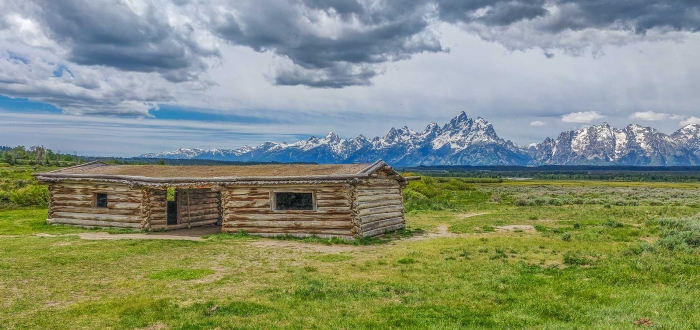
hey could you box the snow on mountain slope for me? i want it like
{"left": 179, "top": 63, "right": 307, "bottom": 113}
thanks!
{"left": 142, "top": 113, "right": 700, "bottom": 166}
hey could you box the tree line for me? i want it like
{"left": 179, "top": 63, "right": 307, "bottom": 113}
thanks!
{"left": 0, "top": 145, "right": 82, "bottom": 167}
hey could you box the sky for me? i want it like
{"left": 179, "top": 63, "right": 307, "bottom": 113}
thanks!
{"left": 1, "top": 0, "right": 700, "bottom": 156}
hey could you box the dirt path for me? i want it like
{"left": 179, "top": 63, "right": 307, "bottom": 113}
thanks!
{"left": 34, "top": 226, "right": 221, "bottom": 242}
{"left": 77, "top": 232, "right": 205, "bottom": 241}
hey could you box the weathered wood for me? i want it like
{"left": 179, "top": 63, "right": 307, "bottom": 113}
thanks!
{"left": 180, "top": 213, "right": 220, "bottom": 222}
{"left": 221, "top": 231, "right": 354, "bottom": 240}
{"left": 362, "top": 223, "right": 405, "bottom": 237}
{"left": 358, "top": 205, "right": 404, "bottom": 217}
{"left": 357, "top": 185, "right": 401, "bottom": 194}
{"left": 360, "top": 211, "right": 404, "bottom": 224}
{"left": 179, "top": 202, "right": 219, "bottom": 212}
{"left": 52, "top": 207, "right": 141, "bottom": 216}
{"left": 356, "top": 189, "right": 401, "bottom": 196}
{"left": 357, "top": 194, "right": 402, "bottom": 203}
{"left": 228, "top": 208, "right": 351, "bottom": 215}
{"left": 52, "top": 212, "right": 142, "bottom": 223}
{"left": 357, "top": 199, "right": 403, "bottom": 210}
{"left": 221, "top": 226, "right": 352, "bottom": 235}
{"left": 361, "top": 217, "right": 403, "bottom": 232}
{"left": 224, "top": 220, "right": 353, "bottom": 229}
{"left": 225, "top": 213, "right": 351, "bottom": 222}
{"left": 54, "top": 184, "right": 135, "bottom": 192}
{"left": 150, "top": 219, "right": 218, "bottom": 231}
{"left": 227, "top": 200, "right": 270, "bottom": 208}
{"left": 48, "top": 218, "right": 142, "bottom": 229}
{"left": 316, "top": 199, "right": 351, "bottom": 207}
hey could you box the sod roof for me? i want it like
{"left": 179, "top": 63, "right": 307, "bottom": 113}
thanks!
{"left": 35, "top": 160, "right": 396, "bottom": 182}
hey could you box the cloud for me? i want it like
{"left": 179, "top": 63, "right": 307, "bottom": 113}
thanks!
{"left": 630, "top": 111, "right": 671, "bottom": 121}
{"left": 26, "top": 0, "right": 220, "bottom": 83}
{"left": 561, "top": 111, "right": 606, "bottom": 123}
{"left": 446, "top": 0, "right": 700, "bottom": 56}
{"left": 208, "top": 0, "right": 444, "bottom": 88}
{"left": 530, "top": 120, "right": 546, "bottom": 127}
{"left": 0, "top": 0, "right": 700, "bottom": 118}
{"left": 680, "top": 116, "right": 700, "bottom": 126}
{"left": 0, "top": 50, "right": 173, "bottom": 116}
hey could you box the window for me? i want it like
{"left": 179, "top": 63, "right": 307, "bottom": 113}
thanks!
{"left": 95, "top": 193, "right": 108, "bottom": 208}
{"left": 273, "top": 192, "right": 314, "bottom": 211}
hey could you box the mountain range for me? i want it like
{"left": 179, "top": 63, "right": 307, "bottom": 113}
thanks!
{"left": 142, "top": 112, "right": 700, "bottom": 166}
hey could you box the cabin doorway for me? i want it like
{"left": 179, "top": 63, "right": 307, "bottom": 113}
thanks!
{"left": 163, "top": 187, "right": 221, "bottom": 229}
{"left": 166, "top": 188, "right": 178, "bottom": 225}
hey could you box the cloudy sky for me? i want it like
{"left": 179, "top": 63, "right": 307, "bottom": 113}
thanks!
{"left": 1, "top": 0, "right": 699, "bottom": 156}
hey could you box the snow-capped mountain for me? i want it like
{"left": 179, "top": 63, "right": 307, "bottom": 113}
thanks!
{"left": 527, "top": 123, "right": 700, "bottom": 165}
{"left": 141, "top": 113, "right": 700, "bottom": 166}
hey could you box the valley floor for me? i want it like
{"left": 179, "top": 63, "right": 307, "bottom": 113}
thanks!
{"left": 1, "top": 180, "right": 700, "bottom": 329}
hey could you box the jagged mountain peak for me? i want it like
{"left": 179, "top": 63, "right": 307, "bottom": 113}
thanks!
{"left": 142, "top": 112, "right": 700, "bottom": 166}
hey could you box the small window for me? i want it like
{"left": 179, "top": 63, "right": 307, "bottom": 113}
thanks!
{"left": 95, "top": 193, "right": 108, "bottom": 208}
{"left": 273, "top": 192, "right": 314, "bottom": 211}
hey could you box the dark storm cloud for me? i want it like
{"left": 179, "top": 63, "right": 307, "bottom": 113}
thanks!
{"left": 437, "top": 0, "right": 548, "bottom": 26}
{"left": 436, "top": 0, "right": 700, "bottom": 32}
{"left": 3, "top": 0, "right": 700, "bottom": 92}
{"left": 211, "top": 0, "right": 443, "bottom": 88}
{"left": 32, "top": 0, "right": 220, "bottom": 82}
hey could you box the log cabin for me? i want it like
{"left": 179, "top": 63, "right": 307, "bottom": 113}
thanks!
{"left": 34, "top": 160, "right": 415, "bottom": 239}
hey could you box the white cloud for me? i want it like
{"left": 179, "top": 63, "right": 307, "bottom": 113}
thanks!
{"left": 530, "top": 120, "right": 546, "bottom": 127}
{"left": 680, "top": 116, "right": 700, "bottom": 126}
{"left": 561, "top": 111, "right": 606, "bottom": 123}
{"left": 630, "top": 111, "right": 670, "bottom": 121}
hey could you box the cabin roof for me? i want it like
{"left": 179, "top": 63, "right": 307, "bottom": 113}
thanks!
{"left": 35, "top": 160, "right": 403, "bottom": 185}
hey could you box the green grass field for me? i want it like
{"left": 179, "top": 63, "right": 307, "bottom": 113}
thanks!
{"left": 1, "top": 174, "right": 699, "bottom": 329}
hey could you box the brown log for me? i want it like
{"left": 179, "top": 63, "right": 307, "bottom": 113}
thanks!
{"left": 225, "top": 208, "right": 351, "bottom": 215}
{"left": 356, "top": 194, "right": 402, "bottom": 203}
{"left": 224, "top": 213, "right": 351, "bottom": 222}
{"left": 220, "top": 226, "right": 352, "bottom": 235}
{"left": 52, "top": 207, "right": 140, "bottom": 216}
{"left": 361, "top": 217, "right": 404, "bottom": 232}
{"left": 150, "top": 219, "right": 218, "bottom": 231}
{"left": 362, "top": 223, "right": 405, "bottom": 237}
{"left": 219, "top": 230, "right": 353, "bottom": 240}
{"left": 227, "top": 200, "right": 270, "bottom": 208}
{"left": 358, "top": 205, "right": 404, "bottom": 217}
{"left": 52, "top": 212, "right": 142, "bottom": 223}
{"left": 316, "top": 199, "right": 351, "bottom": 207}
{"left": 360, "top": 211, "right": 404, "bottom": 224}
{"left": 224, "top": 220, "right": 353, "bottom": 229}
{"left": 47, "top": 218, "right": 142, "bottom": 229}
{"left": 357, "top": 199, "right": 403, "bottom": 210}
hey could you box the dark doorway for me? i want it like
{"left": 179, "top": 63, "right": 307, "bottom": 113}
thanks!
{"left": 167, "top": 188, "right": 178, "bottom": 225}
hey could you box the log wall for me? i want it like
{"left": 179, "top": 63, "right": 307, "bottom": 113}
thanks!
{"left": 355, "top": 175, "right": 405, "bottom": 237}
{"left": 145, "top": 188, "right": 168, "bottom": 230}
{"left": 46, "top": 181, "right": 144, "bottom": 229}
{"left": 175, "top": 189, "right": 221, "bottom": 229}
{"left": 221, "top": 184, "right": 355, "bottom": 239}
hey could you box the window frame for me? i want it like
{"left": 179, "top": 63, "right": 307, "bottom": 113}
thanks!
{"left": 270, "top": 191, "right": 317, "bottom": 212}
{"left": 94, "top": 193, "right": 108, "bottom": 208}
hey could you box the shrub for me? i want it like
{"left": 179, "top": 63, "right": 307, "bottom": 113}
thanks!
{"left": 561, "top": 232, "right": 572, "bottom": 241}
{"left": 514, "top": 198, "right": 528, "bottom": 206}
{"left": 9, "top": 185, "right": 48, "bottom": 207}
{"left": 655, "top": 216, "right": 700, "bottom": 251}
{"left": 603, "top": 218, "right": 624, "bottom": 228}
{"left": 573, "top": 222, "right": 581, "bottom": 229}
{"left": 563, "top": 251, "right": 593, "bottom": 266}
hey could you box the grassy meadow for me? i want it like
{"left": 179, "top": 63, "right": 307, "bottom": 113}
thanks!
{"left": 1, "top": 167, "right": 700, "bottom": 329}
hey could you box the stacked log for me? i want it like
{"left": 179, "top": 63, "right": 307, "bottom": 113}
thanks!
{"left": 355, "top": 177, "right": 405, "bottom": 237}
{"left": 221, "top": 184, "right": 355, "bottom": 239}
{"left": 46, "top": 181, "right": 144, "bottom": 229}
